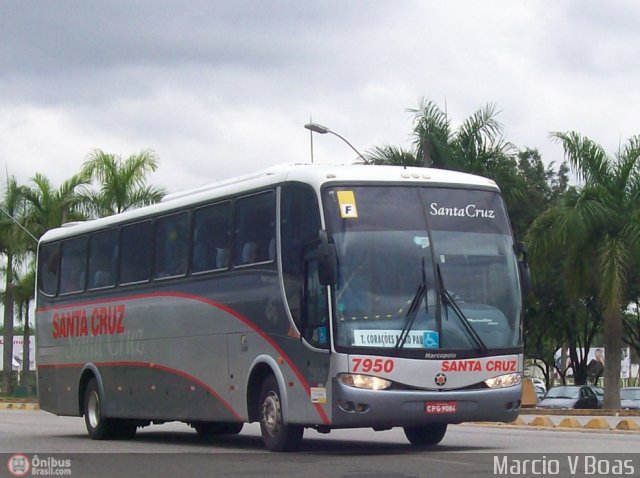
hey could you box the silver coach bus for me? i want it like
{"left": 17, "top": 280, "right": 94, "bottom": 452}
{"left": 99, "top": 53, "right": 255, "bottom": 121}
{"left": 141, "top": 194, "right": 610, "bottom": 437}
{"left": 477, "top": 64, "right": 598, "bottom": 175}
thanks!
{"left": 35, "top": 164, "right": 528, "bottom": 451}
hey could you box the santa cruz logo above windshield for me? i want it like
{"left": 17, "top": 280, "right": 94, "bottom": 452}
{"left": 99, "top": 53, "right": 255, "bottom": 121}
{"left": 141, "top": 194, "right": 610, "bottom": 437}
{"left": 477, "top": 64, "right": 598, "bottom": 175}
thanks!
{"left": 429, "top": 203, "right": 496, "bottom": 219}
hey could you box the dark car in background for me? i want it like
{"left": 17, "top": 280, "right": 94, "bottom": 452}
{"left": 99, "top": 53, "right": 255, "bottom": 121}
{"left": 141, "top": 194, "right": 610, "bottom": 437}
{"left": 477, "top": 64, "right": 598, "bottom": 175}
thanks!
{"left": 620, "top": 387, "right": 640, "bottom": 410}
{"left": 587, "top": 385, "right": 604, "bottom": 408}
{"left": 536, "top": 385, "right": 599, "bottom": 410}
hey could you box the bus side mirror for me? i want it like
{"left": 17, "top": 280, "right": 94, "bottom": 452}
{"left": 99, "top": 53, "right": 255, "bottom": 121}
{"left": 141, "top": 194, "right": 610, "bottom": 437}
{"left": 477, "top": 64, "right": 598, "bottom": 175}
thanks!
{"left": 318, "top": 230, "right": 337, "bottom": 286}
{"left": 515, "top": 241, "right": 532, "bottom": 297}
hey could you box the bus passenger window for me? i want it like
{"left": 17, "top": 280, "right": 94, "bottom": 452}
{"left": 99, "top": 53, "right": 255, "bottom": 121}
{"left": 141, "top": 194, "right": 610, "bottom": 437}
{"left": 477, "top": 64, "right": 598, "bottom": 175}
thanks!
{"left": 233, "top": 191, "right": 275, "bottom": 266}
{"left": 88, "top": 229, "right": 118, "bottom": 289}
{"left": 59, "top": 236, "right": 88, "bottom": 294}
{"left": 38, "top": 243, "right": 60, "bottom": 296}
{"left": 192, "top": 202, "right": 231, "bottom": 273}
{"left": 154, "top": 212, "right": 189, "bottom": 278}
{"left": 120, "top": 220, "right": 153, "bottom": 285}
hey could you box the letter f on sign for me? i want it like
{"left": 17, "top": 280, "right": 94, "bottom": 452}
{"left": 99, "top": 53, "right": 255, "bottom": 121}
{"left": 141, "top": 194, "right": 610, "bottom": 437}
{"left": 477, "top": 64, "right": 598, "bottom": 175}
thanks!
{"left": 337, "top": 191, "right": 359, "bottom": 218}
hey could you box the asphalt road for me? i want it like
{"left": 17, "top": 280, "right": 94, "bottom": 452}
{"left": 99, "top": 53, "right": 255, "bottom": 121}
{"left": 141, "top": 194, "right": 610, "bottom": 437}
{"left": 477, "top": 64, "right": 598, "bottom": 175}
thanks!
{"left": 1, "top": 410, "right": 638, "bottom": 478}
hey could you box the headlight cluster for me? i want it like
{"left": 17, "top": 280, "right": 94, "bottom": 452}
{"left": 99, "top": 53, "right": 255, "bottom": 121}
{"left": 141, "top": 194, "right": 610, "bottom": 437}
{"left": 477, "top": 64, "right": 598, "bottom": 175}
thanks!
{"left": 337, "top": 373, "right": 392, "bottom": 390}
{"left": 485, "top": 373, "right": 522, "bottom": 389}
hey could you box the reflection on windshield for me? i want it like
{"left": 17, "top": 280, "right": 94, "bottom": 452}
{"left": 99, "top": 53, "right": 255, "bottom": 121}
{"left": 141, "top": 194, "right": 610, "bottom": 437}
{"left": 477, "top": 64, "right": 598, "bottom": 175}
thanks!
{"left": 546, "top": 387, "right": 580, "bottom": 399}
{"left": 324, "top": 186, "right": 522, "bottom": 352}
{"left": 436, "top": 263, "right": 488, "bottom": 354}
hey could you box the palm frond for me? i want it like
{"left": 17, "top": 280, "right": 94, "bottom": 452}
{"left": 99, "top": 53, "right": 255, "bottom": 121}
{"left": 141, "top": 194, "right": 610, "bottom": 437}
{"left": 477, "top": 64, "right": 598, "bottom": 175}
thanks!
{"left": 456, "top": 103, "right": 503, "bottom": 145}
{"left": 364, "top": 145, "right": 420, "bottom": 166}
{"left": 407, "top": 98, "right": 451, "bottom": 168}
{"left": 550, "top": 132, "right": 610, "bottom": 185}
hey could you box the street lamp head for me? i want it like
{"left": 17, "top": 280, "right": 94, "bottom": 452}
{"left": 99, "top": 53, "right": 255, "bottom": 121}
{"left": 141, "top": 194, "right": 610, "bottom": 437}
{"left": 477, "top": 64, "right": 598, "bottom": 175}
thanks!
{"left": 303, "top": 121, "right": 369, "bottom": 164}
{"left": 304, "top": 122, "right": 330, "bottom": 135}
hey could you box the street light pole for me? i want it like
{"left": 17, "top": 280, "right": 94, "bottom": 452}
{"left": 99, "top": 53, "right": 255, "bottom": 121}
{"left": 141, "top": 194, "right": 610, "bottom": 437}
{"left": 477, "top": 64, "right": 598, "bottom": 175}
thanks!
{"left": 303, "top": 122, "right": 369, "bottom": 164}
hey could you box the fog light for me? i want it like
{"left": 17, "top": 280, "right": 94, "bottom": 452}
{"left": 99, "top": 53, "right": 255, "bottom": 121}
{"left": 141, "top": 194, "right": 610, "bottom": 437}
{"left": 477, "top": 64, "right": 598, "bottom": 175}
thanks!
{"left": 337, "top": 400, "right": 355, "bottom": 412}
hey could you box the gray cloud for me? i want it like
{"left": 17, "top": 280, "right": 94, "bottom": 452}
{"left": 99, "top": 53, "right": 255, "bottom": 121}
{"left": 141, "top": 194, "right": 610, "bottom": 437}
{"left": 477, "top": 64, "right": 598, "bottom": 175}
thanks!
{"left": 1, "top": 0, "right": 640, "bottom": 192}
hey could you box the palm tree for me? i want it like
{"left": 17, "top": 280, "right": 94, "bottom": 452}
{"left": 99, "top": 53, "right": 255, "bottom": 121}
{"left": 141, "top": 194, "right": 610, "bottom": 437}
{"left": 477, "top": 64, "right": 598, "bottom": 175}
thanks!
{"left": 21, "top": 173, "right": 90, "bottom": 246}
{"left": 14, "top": 267, "right": 35, "bottom": 392}
{"left": 527, "top": 132, "right": 640, "bottom": 408}
{"left": 365, "top": 98, "right": 523, "bottom": 210}
{"left": 408, "top": 98, "right": 517, "bottom": 173}
{"left": 0, "top": 176, "right": 30, "bottom": 395}
{"left": 81, "top": 149, "right": 166, "bottom": 217}
{"left": 18, "top": 172, "right": 89, "bottom": 390}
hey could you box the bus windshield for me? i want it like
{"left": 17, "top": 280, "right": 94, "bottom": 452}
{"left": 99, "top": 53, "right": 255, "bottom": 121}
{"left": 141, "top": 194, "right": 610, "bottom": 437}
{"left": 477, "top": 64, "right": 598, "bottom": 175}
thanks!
{"left": 323, "top": 185, "right": 522, "bottom": 353}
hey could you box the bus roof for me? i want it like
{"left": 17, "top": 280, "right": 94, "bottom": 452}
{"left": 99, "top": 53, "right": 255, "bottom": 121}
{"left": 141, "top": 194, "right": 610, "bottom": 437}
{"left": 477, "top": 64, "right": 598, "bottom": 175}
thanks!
{"left": 39, "top": 163, "right": 499, "bottom": 243}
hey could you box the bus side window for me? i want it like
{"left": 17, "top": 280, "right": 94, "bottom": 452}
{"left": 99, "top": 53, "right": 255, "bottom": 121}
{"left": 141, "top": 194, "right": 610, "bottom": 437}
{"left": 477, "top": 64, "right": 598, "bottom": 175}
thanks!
{"left": 154, "top": 212, "right": 189, "bottom": 278}
{"left": 233, "top": 191, "right": 275, "bottom": 266}
{"left": 192, "top": 202, "right": 232, "bottom": 273}
{"left": 88, "top": 228, "right": 118, "bottom": 289}
{"left": 120, "top": 220, "right": 153, "bottom": 285}
{"left": 38, "top": 242, "right": 60, "bottom": 296}
{"left": 280, "top": 183, "right": 321, "bottom": 327}
{"left": 59, "top": 236, "right": 88, "bottom": 294}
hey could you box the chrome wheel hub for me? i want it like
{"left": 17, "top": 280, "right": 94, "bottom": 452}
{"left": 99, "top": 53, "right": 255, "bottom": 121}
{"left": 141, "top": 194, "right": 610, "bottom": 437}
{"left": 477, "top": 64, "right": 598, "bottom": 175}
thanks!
{"left": 261, "top": 392, "right": 281, "bottom": 437}
{"left": 87, "top": 392, "right": 100, "bottom": 429}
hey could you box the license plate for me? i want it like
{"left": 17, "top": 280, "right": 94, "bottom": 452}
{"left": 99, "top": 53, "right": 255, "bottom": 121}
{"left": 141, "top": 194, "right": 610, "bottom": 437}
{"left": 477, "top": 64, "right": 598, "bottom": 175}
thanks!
{"left": 425, "top": 401, "right": 457, "bottom": 414}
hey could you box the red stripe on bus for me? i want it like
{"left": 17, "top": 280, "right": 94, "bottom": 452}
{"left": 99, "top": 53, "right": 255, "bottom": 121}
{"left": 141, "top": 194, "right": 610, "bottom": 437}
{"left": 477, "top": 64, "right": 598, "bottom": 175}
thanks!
{"left": 150, "top": 291, "right": 332, "bottom": 425}
{"left": 38, "top": 360, "right": 242, "bottom": 421}
{"left": 37, "top": 291, "right": 331, "bottom": 425}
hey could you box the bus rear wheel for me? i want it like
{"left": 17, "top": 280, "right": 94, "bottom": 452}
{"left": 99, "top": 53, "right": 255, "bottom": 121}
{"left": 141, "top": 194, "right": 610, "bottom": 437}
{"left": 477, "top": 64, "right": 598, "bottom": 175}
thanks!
{"left": 403, "top": 423, "right": 447, "bottom": 446}
{"left": 258, "top": 375, "right": 303, "bottom": 452}
{"left": 83, "top": 378, "right": 136, "bottom": 440}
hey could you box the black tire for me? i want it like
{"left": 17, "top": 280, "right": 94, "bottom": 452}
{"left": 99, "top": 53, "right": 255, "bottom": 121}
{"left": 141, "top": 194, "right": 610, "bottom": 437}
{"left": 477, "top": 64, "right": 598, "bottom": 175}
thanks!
{"left": 83, "top": 378, "right": 136, "bottom": 440}
{"left": 258, "top": 375, "right": 303, "bottom": 452}
{"left": 194, "top": 421, "right": 244, "bottom": 438}
{"left": 403, "top": 423, "right": 447, "bottom": 446}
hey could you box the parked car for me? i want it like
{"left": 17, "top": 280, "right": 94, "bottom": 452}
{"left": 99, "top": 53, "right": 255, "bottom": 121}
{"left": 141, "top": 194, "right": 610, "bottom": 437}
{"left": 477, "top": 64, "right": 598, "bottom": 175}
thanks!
{"left": 620, "top": 387, "right": 640, "bottom": 410}
{"left": 536, "top": 385, "right": 599, "bottom": 409}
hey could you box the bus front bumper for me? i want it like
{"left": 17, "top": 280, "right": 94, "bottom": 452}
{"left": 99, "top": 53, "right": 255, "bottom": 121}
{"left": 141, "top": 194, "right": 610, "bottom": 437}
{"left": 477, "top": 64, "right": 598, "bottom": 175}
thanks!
{"left": 330, "top": 379, "right": 521, "bottom": 428}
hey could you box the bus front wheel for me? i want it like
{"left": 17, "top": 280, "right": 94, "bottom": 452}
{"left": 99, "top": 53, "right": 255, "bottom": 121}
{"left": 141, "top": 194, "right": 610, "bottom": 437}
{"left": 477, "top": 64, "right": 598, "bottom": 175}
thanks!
{"left": 258, "top": 375, "right": 303, "bottom": 452}
{"left": 403, "top": 423, "right": 447, "bottom": 446}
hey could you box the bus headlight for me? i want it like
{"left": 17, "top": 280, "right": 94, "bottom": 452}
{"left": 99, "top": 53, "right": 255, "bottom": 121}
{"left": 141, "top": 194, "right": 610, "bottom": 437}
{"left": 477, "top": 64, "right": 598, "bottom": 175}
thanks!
{"left": 338, "top": 374, "right": 392, "bottom": 390}
{"left": 485, "top": 373, "right": 522, "bottom": 389}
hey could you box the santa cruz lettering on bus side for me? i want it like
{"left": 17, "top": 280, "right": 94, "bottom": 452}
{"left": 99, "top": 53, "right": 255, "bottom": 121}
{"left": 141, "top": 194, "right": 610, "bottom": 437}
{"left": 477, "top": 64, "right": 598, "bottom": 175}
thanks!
{"left": 52, "top": 304, "right": 126, "bottom": 339}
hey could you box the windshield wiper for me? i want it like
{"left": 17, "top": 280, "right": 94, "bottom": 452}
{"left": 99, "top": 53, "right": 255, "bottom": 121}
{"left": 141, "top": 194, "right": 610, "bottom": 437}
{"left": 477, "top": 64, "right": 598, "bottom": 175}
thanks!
{"left": 394, "top": 282, "right": 426, "bottom": 349}
{"left": 436, "top": 264, "right": 488, "bottom": 354}
{"left": 395, "top": 259, "right": 428, "bottom": 349}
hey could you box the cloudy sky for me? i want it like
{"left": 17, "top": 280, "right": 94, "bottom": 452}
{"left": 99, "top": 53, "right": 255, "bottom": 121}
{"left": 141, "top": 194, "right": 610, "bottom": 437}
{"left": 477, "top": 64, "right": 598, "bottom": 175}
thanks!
{"left": 1, "top": 1, "right": 639, "bottom": 193}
